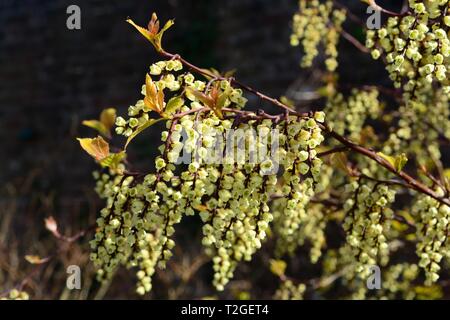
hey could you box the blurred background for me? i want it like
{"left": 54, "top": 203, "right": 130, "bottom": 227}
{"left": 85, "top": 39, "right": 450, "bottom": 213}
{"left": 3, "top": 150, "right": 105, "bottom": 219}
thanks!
{"left": 0, "top": 0, "right": 404, "bottom": 299}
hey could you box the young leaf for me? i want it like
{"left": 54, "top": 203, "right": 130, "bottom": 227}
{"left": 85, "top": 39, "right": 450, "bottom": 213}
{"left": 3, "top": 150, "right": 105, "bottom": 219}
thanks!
{"left": 153, "top": 19, "right": 174, "bottom": 51}
{"left": 25, "top": 255, "right": 48, "bottom": 265}
{"left": 164, "top": 96, "right": 184, "bottom": 116}
{"left": 216, "top": 86, "right": 232, "bottom": 110}
{"left": 148, "top": 12, "right": 160, "bottom": 35}
{"left": 269, "top": 259, "right": 287, "bottom": 277}
{"left": 144, "top": 74, "right": 164, "bottom": 114}
{"left": 44, "top": 216, "right": 59, "bottom": 238}
{"left": 280, "top": 96, "right": 295, "bottom": 108}
{"left": 394, "top": 153, "right": 408, "bottom": 172}
{"left": 124, "top": 118, "right": 165, "bottom": 149}
{"left": 82, "top": 108, "right": 116, "bottom": 138}
{"left": 377, "top": 152, "right": 397, "bottom": 169}
{"left": 186, "top": 87, "right": 214, "bottom": 108}
{"left": 82, "top": 120, "right": 109, "bottom": 137}
{"left": 99, "top": 108, "right": 117, "bottom": 132}
{"left": 127, "top": 18, "right": 155, "bottom": 43}
{"left": 99, "top": 151, "right": 126, "bottom": 169}
{"left": 77, "top": 136, "right": 110, "bottom": 161}
{"left": 186, "top": 85, "right": 225, "bottom": 119}
{"left": 377, "top": 152, "right": 408, "bottom": 172}
{"left": 126, "top": 13, "right": 174, "bottom": 52}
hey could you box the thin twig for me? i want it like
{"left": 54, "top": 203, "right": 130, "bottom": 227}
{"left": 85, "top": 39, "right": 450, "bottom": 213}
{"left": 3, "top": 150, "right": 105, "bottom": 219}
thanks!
{"left": 341, "top": 29, "right": 370, "bottom": 53}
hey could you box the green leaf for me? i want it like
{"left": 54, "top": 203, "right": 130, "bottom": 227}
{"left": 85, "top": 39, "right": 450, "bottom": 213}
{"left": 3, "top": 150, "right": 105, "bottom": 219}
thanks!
{"left": 269, "top": 259, "right": 287, "bottom": 277}
{"left": 377, "top": 152, "right": 396, "bottom": 167}
{"left": 280, "top": 96, "right": 295, "bottom": 108}
{"left": 125, "top": 118, "right": 165, "bottom": 149}
{"left": 377, "top": 152, "right": 408, "bottom": 172}
{"left": 444, "top": 168, "right": 450, "bottom": 180}
{"left": 82, "top": 120, "right": 109, "bottom": 137}
{"left": 154, "top": 19, "right": 174, "bottom": 51}
{"left": 126, "top": 18, "right": 155, "bottom": 43}
{"left": 164, "top": 96, "right": 184, "bottom": 116}
{"left": 216, "top": 86, "right": 232, "bottom": 110}
{"left": 415, "top": 285, "right": 443, "bottom": 300}
{"left": 394, "top": 153, "right": 408, "bottom": 172}
{"left": 99, "top": 151, "right": 126, "bottom": 169}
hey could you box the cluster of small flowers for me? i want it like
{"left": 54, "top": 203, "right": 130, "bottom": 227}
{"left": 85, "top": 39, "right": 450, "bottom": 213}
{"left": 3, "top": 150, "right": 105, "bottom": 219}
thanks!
{"left": 325, "top": 89, "right": 382, "bottom": 141}
{"left": 366, "top": 0, "right": 450, "bottom": 102}
{"left": 382, "top": 89, "right": 449, "bottom": 164}
{"left": 342, "top": 180, "right": 396, "bottom": 278}
{"left": 272, "top": 113, "right": 325, "bottom": 258}
{"left": 91, "top": 58, "right": 260, "bottom": 294}
{"left": 89, "top": 51, "right": 330, "bottom": 294}
{"left": 413, "top": 192, "right": 450, "bottom": 285}
{"left": 1, "top": 289, "right": 29, "bottom": 300}
{"left": 91, "top": 123, "right": 189, "bottom": 295}
{"left": 321, "top": 249, "right": 420, "bottom": 299}
{"left": 320, "top": 247, "right": 370, "bottom": 299}
{"left": 297, "top": 165, "right": 334, "bottom": 263}
{"left": 290, "top": 0, "right": 346, "bottom": 71}
{"left": 188, "top": 115, "right": 279, "bottom": 291}
{"left": 301, "top": 203, "right": 327, "bottom": 263}
{"left": 378, "top": 263, "right": 419, "bottom": 299}
{"left": 204, "top": 166, "right": 277, "bottom": 291}
{"left": 166, "top": 111, "right": 325, "bottom": 291}
{"left": 273, "top": 280, "right": 306, "bottom": 300}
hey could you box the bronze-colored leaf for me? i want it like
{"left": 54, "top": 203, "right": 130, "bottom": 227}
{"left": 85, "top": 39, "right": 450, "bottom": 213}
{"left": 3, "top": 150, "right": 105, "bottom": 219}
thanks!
{"left": 77, "top": 136, "right": 110, "bottom": 161}
{"left": 25, "top": 255, "right": 49, "bottom": 265}
{"left": 148, "top": 12, "right": 160, "bottom": 35}
{"left": 99, "top": 108, "right": 116, "bottom": 132}
{"left": 82, "top": 120, "right": 109, "bottom": 137}
{"left": 186, "top": 87, "right": 214, "bottom": 109}
{"left": 82, "top": 108, "right": 116, "bottom": 138}
{"left": 127, "top": 13, "right": 174, "bottom": 52}
{"left": 144, "top": 74, "right": 164, "bottom": 114}
{"left": 44, "top": 216, "right": 59, "bottom": 237}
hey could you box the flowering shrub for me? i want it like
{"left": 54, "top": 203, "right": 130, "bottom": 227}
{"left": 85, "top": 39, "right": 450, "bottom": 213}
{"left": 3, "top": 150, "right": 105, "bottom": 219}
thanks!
{"left": 74, "top": 1, "right": 450, "bottom": 299}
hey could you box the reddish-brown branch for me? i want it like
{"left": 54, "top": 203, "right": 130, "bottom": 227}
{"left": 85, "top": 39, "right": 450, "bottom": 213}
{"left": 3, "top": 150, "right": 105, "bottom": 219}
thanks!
{"left": 332, "top": 0, "right": 366, "bottom": 26}
{"left": 341, "top": 29, "right": 370, "bottom": 53}
{"left": 318, "top": 146, "right": 349, "bottom": 158}
{"left": 366, "top": 0, "right": 411, "bottom": 17}
{"left": 323, "top": 123, "right": 450, "bottom": 206}
{"left": 160, "top": 50, "right": 297, "bottom": 114}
